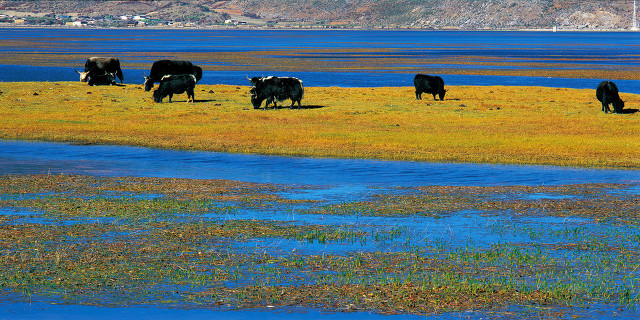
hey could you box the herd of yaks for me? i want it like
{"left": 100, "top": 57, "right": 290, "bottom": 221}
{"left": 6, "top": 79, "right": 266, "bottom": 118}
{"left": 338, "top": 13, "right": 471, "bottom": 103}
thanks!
{"left": 75, "top": 56, "right": 628, "bottom": 114}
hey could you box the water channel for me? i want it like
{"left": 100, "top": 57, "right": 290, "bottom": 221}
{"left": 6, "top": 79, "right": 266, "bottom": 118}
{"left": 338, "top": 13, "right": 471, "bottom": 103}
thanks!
{"left": 2, "top": 140, "right": 639, "bottom": 187}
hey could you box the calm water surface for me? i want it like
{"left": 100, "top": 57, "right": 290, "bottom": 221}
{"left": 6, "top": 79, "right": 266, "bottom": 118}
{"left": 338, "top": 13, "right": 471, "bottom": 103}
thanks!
{"left": 2, "top": 28, "right": 638, "bottom": 54}
{"left": 2, "top": 140, "right": 639, "bottom": 186}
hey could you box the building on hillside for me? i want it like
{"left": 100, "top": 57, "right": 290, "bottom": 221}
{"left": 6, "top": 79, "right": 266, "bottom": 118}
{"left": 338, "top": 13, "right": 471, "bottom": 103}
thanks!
{"left": 225, "top": 19, "right": 247, "bottom": 25}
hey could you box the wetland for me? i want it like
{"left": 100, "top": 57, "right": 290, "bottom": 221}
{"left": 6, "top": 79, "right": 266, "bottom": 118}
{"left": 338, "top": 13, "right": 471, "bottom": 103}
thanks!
{"left": 1, "top": 173, "right": 640, "bottom": 319}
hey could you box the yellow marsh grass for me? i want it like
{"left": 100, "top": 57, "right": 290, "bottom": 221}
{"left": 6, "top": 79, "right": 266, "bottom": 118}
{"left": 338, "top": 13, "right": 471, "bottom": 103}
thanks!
{"left": 1, "top": 81, "right": 639, "bottom": 168}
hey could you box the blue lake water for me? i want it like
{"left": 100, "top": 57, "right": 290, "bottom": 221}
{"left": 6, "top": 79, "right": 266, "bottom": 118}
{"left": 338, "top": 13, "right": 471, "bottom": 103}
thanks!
{"left": 3, "top": 28, "right": 639, "bottom": 53}
{"left": 2, "top": 140, "right": 639, "bottom": 186}
{"left": 1, "top": 28, "right": 639, "bottom": 91}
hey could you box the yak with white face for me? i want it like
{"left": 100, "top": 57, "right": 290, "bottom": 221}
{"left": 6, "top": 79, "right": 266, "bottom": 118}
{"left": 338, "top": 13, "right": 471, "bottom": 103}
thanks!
{"left": 76, "top": 57, "right": 124, "bottom": 84}
{"left": 249, "top": 76, "right": 304, "bottom": 109}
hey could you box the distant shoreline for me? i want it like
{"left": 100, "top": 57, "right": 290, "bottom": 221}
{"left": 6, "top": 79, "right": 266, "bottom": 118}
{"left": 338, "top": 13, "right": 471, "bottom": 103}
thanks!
{"left": 1, "top": 24, "right": 638, "bottom": 32}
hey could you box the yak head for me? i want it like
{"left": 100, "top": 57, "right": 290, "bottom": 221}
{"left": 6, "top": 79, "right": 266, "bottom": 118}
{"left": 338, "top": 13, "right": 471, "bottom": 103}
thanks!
{"left": 152, "top": 89, "right": 168, "bottom": 103}
{"left": 249, "top": 87, "right": 262, "bottom": 109}
{"left": 75, "top": 70, "right": 90, "bottom": 82}
{"left": 143, "top": 74, "right": 154, "bottom": 91}
{"left": 152, "top": 90, "right": 161, "bottom": 103}
{"left": 614, "top": 99, "right": 625, "bottom": 113}
{"left": 439, "top": 89, "right": 448, "bottom": 101}
{"left": 247, "top": 75, "right": 265, "bottom": 87}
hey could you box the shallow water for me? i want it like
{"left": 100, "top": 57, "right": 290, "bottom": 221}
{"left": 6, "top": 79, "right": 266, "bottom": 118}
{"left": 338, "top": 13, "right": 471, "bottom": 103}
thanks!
{"left": 2, "top": 140, "right": 640, "bottom": 187}
{"left": 217, "top": 208, "right": 602, "bottom": 256}
{"left": 0, "top": 300, "right": 426, "bottom": 320}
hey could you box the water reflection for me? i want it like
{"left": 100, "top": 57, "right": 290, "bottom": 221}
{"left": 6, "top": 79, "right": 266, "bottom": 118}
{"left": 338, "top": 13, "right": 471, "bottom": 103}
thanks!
{"left": 2, "top": 140, "right": 639, "bottom": 186}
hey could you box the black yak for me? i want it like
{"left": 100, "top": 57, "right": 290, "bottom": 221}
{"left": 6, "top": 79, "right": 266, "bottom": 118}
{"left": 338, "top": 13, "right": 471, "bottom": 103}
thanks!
{"left": 414, "top": 74, "right": 446, "bottom": 101}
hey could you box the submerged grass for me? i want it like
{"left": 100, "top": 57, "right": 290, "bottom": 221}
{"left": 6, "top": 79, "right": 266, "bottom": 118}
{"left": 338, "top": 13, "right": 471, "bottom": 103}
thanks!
{"left": 1, "top": 174, "right": 640, "bottom": 317}
{"left": 1, "top": 82, "right": 640, "bottom": 168}
{"left": 313, "top": 183, "right": 640, "bottom": 222}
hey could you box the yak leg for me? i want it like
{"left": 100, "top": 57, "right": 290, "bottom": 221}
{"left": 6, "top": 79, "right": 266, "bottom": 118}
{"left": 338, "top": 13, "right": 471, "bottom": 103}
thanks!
{"left": 187, "top": 89, "right": 195, "bottom": 103}
{"left": 432, "top": 93, "right": 438, "bottom": 101}
{"left": 601, "top": 100, "right": 610, "bottom": 113}
{"left": 265, "top": 97, "right": 274, "bottom": 109}
{"left": 168, "top": 93, "right": 173, "bottom": 103}
{"left": 415, "top": 91, "right": 421, "bottom": 100}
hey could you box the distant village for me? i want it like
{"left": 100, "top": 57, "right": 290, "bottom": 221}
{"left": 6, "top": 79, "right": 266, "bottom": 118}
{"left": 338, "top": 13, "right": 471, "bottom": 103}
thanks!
{"left": 0, "top": 13, "right": 252, "bottom": 28}
{"left": 0, "top": 11, "right": 382, "bottom": 29}
{"left": 1, "top": 1, "right": 638, "bottom": 31}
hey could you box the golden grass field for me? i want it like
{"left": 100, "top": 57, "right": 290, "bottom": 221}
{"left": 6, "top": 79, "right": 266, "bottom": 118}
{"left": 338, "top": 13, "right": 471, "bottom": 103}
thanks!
{"left": 1, "top": 81, "right": 639, "bottom": 168}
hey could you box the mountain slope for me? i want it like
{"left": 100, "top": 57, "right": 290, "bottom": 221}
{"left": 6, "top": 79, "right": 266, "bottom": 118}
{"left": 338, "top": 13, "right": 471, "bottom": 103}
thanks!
{"left": 227, "top": 0, "right": 635, "bottom": 29}
{"left": 0, "top": 0, "right": 636, "bottom": 30}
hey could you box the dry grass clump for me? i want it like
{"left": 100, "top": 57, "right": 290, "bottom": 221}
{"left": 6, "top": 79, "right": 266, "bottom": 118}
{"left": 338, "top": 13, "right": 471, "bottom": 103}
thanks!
{"left": 1, "top": 81, "right": 639, "bottom": 168}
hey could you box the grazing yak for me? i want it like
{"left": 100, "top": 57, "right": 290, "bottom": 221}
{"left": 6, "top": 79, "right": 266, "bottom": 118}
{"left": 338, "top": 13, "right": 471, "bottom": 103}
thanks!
{"left": 414, "top": 74, "right": 447, "bottom": 101}
{"left": 76, "top": 57, "right": 124, "bottom": 84}
{"left": 144, "top": 60, "right": 202, "bottom": 91}
{"left": 248, "top": 76, "right": 304, "bottom": 109}
{"left": 87, "top": 72, "right": 116, "bottom": 86}
{"left": 596, "top": 81, "right": 625, "bottom": 114}
{"left": 153, "top": 74, "right": 196, "bottom": 103}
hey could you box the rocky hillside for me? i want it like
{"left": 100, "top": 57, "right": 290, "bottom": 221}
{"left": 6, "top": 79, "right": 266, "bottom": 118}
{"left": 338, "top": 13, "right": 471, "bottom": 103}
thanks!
{"left": 230, "top": 0, "right": 637, "bottom": 29}
{"left": 0, "top": 0, "right": 637, "bottom": 30}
